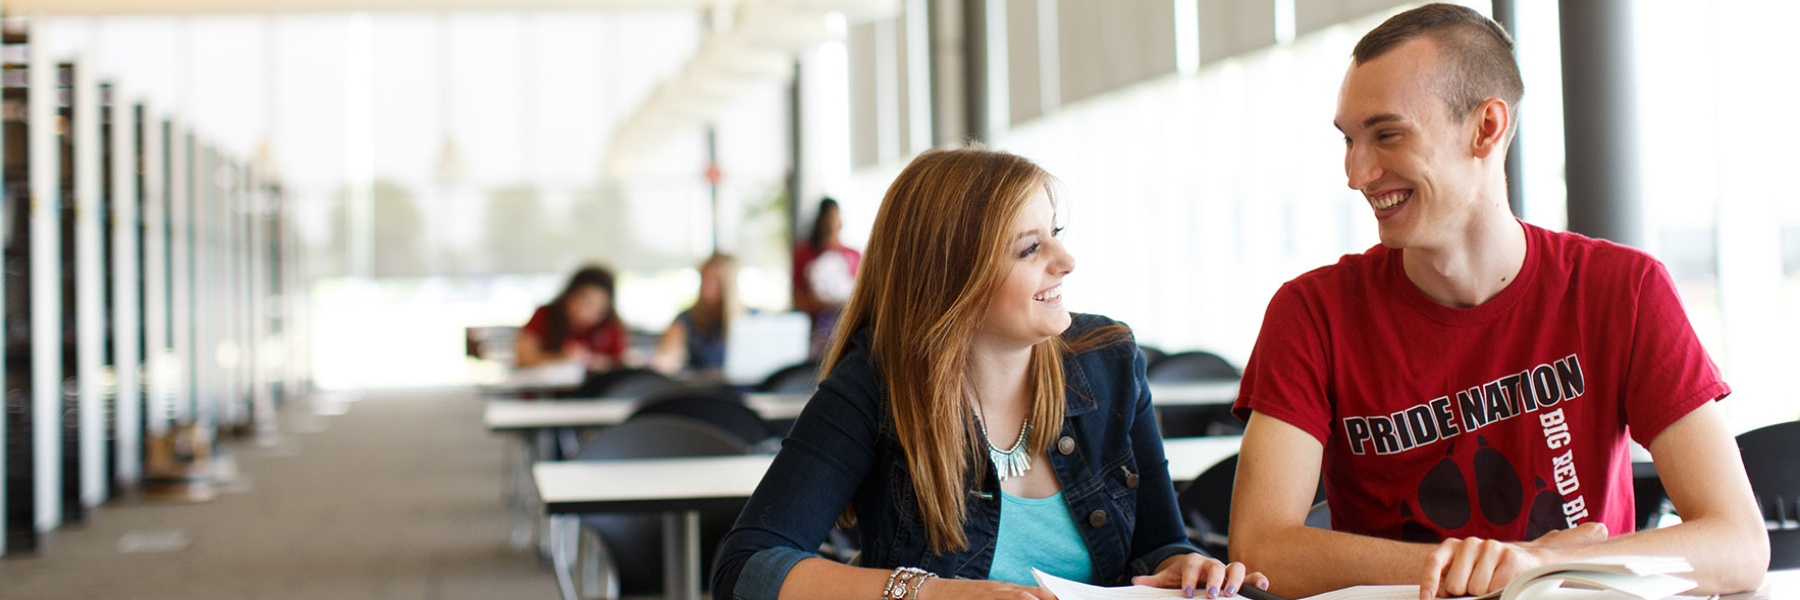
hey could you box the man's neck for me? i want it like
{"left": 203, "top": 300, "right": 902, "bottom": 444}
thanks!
{"left": 1401, "top": 206, "right": 1526, "bottom": 308}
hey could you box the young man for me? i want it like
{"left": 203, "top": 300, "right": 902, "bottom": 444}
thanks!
{"left": 1228, "top": 4, "right": 1768, "bottom": 599}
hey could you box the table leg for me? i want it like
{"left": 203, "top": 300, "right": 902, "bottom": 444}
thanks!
{"left": 535, "top": 430, "right": 555, "bottom": 560}
{"left": 551, "top": 514, "right": 579, "bottom": 600}
{"left": 508, "top": 433, "right": 533, "bottom": 550}
{"left": 663, "top": 511, "right": 701, "bottom": 600}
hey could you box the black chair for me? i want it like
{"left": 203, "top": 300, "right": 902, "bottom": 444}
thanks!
{"left": 1147, "top": 351, "right": 1242, "bottom": 437}
{"left": 571, "top": 415, "right": 750, "bottom": 597}
{"left": 757, "top": 361, "right": 820, "bottom": 394}
{"left": 1176, "top": 453, "right": 1326, "bottom": 559}
{"left": 1138, "top": 345, "right": 1167, "bottom": 369}
{"left": 566, "top": 367, "right": 679, "bottom": 399}
{"left": 629, "top": 386, "right": 778, "bottom": 449}
{"left": 1736, "top": 419, "right": 1800, "bottom": 569}
{"left": 1147, "top": 350, "right": 1238, "bottom": 382}
{"left": 1177, "top": 454, "right": 1239, "bottom": 558}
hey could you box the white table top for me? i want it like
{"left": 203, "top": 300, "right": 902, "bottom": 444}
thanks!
{"left": 1163, "top": 436, "right": 1244, "bottom": 480}
{"left": 535, "top": 454, "right": 774, "bottom": 513}
{"left": 1149, "top": 381, "right": 1240, "bottom": 407}
{"left": 485, "top": 393, "right": 811, "bottom": 432}
{"left": 490, "top": 382, "right": 1236, "bottom": 433}
{"left": 534, "top": 435, "right": 1245, "bottom": 513}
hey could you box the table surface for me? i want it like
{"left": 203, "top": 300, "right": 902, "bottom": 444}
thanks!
{"left": 534, "top": 435, "right": 1246, "bottom": 512}
{"left": 489, "top": 381, "right": 1239, "bottom": 432}
{"left": 485, "top": 393, "right": 811, "bottom": 431}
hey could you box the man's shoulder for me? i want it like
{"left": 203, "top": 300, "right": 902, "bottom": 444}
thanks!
{"left": 1530, "top": 222, "right": 1661, "bottom": 269}
{"left": 1275, "top": 245, "right": 1392, "bottom": 299}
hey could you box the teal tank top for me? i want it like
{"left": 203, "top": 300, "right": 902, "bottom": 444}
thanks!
{"left": 988, "top": 490, "right": 1096, "bottom": 586}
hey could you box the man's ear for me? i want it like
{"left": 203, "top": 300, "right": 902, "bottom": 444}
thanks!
{"left": 1470, "top": 97, "right": 1511, "bottom": 159}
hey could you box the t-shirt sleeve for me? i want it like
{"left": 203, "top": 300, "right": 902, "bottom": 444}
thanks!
{"left": 521, "top": 305, "right": 551, "bottom": 336}
{"left": 1622, "top": 260, "right": 1730, "bottom": 447}
{"left": 599, "top": 319, "right": 629, "bottom": 361}
{"left": 1234, "top": 281, "right": 1336, "bottom": 444}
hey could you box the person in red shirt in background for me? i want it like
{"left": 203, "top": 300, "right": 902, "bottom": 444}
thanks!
{"left": 515, "top": 265, "right": 629, "bottom": 372}
{"left": 793, "top": 197, "right": 862, "bottom": 357}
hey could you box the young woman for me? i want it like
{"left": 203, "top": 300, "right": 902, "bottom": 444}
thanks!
{"left": 713, "top": 148, "right": 1266, "bottom": 600}
{"left": 793, "top": 197, "right": 862, "bottom": 357}
{"left": 514, "top": 265, "right": 628, "bottom": 371}
{"left": 650, "top": 252, "right": 742, "bottom": 376}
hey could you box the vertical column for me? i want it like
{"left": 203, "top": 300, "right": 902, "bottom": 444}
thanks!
{"left": 27, "top": 22, "right": 64, "bottom": 532}
{"left": 928, "top": 0, "right": 967, "bottom": 146}
{"left": 191, "top": 145, "right": 211, "bottom": 432}
{"left": 1490, "top": 0, "right": 1524, "bottom": 218}
{"left": 143, "top": 116, "right": 170, "bottom": 437}
{"left": 1559, "top": 0, "right": 1644, "bottom": 247}
{"left": 169, "top": 126, "right": 192, "bottom": 425}
{"left": 73, "top": 55, "right": 106, "bottom": 508}
{"left": 960, "top": 0, "right": 991, "bottom": 143}
{"left": 247, "top": 167, "right": 273, "bottom": 435}
{"left": 111, "top": 100, "right": 142, "bottom": 486}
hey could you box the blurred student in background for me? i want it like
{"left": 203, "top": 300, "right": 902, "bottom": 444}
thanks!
{"left": 651, "top": 252, "right": 743, "bottom": 376}
{"left": 514, "top": 265, "right": 629, "bottom": 371}
{"left": 793, "top": 197, "right": 862, "bottom": 357}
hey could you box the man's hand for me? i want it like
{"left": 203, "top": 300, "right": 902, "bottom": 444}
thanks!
{"left": 1418, "top": 538, "right": 1541, "bottom": 600}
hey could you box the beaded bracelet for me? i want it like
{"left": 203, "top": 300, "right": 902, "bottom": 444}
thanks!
{"left": 882, "top": 566, "right": 932, "bottom": 600}
{"left": 907, "top": 570, "right": 937, "bottom": 599}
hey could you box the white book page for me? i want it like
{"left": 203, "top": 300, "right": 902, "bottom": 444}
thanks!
{"left": 1299, "top": 585, "right": 1422, "bottom": 600}
{"left": 1031, "top": 569, "right": 1190, "bottom": 599}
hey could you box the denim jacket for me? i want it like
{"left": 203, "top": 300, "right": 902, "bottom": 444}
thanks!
{"left": 711, "top": 314, "right": 1202, "bottom": 599}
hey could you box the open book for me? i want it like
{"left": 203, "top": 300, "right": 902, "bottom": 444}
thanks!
{"left": 1299, "top": 556, "right": 1696, "bottom": 600}
{"left": 1031, "top": 569, "right": 1192, "bottom": 599}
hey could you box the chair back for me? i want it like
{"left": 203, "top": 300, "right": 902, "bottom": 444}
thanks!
{"left": 629, "top": 386, "right": 777, "bottom": 448}
{"left": 757, "top": 361, "right": 820, "bottom": 394}
{"left": 1146, "top": 351, "right": 1239, "bottom": 382}
{"left": 568, "top": 367, "right": 679, "bottom": 399}
{"left": 1147, "top": 351, "right": 1242, "bottom": 437}
{"left": 1177, "top": 454, "right": 1239, "bottom": 558}
{"left": 1138, "top": 345, "right": 1167, "bottom": 369}
{"left": 1176, "top": 453, "right": 1325, "bottom": 559}
{"left": 574, "top": 415, "right": 750, "bottom": 594}
{"left": 1737, "top": 419, "right": 1800, "bottom": 569}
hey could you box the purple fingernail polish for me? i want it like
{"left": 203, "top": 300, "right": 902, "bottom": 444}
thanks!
{"left": 1209, "top": 586, "right": 1220, "bottom": 598}
{"left": 1228, "top": 585, "right": 1240, "bottom": 597}
{"left": 1259, "top": 582, "right": 1269, "bottom": 590}
{"left": 1184, "top": 585, "right": 1195, "bottom": 598}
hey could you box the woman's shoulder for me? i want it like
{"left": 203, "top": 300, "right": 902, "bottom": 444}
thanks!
{"left": 521, "top": 305, "right": 554, "bottom": 331}
{"left": 1062, "top": 313, "right": 1136, "bottom": 350}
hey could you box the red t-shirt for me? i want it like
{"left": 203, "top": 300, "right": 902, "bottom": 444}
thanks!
{"left": 792, "top": 243, "right": 862, "bottom": 301}
{"left": 520, "top": 305, "right": 628, "bottom": 365}
{"left": 1234, "top": 221, "right": 1728, "bottom": 543}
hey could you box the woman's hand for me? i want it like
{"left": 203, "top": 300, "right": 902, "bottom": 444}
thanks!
{"left": 915, "top": 577, "right": 1056, "bottom": 600}
{"left": 1133, "top": 553, "right": 1269, "bottom": 598}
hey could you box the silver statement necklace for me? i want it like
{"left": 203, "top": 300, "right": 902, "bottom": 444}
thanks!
{"left": 972, "top": 393, "right": 1033, "bottom": 481}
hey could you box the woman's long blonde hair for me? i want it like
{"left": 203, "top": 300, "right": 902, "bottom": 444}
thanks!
{"left": 687, "top": 252, "right": 741, "bottom": 335}
{"left": 821, "top": 148, "right": 1070, "bottom": 554}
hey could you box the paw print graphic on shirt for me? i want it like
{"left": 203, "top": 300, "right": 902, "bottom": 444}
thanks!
{"left": 1398, "top": 435, "right": 1569, "bottom": 541}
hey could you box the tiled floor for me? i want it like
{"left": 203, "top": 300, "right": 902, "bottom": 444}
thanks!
{"left": 0, "top": 389, "right": 562, "bottom": 600}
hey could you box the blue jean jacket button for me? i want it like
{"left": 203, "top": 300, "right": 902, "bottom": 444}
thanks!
{"left": 1087, "top": 510, "right": 1107, "bottom": 527}
{"left": 1058, "top": 436, "right": 1076, "bottom": 455}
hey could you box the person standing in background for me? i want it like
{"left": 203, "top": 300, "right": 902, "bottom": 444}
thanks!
{"left": 793, "top": 197, "right": 862, "bottom": 357}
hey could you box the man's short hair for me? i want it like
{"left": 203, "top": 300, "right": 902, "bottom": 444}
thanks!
{"left": 1353, "top": 3, "right": 1523, "bottom": 130}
